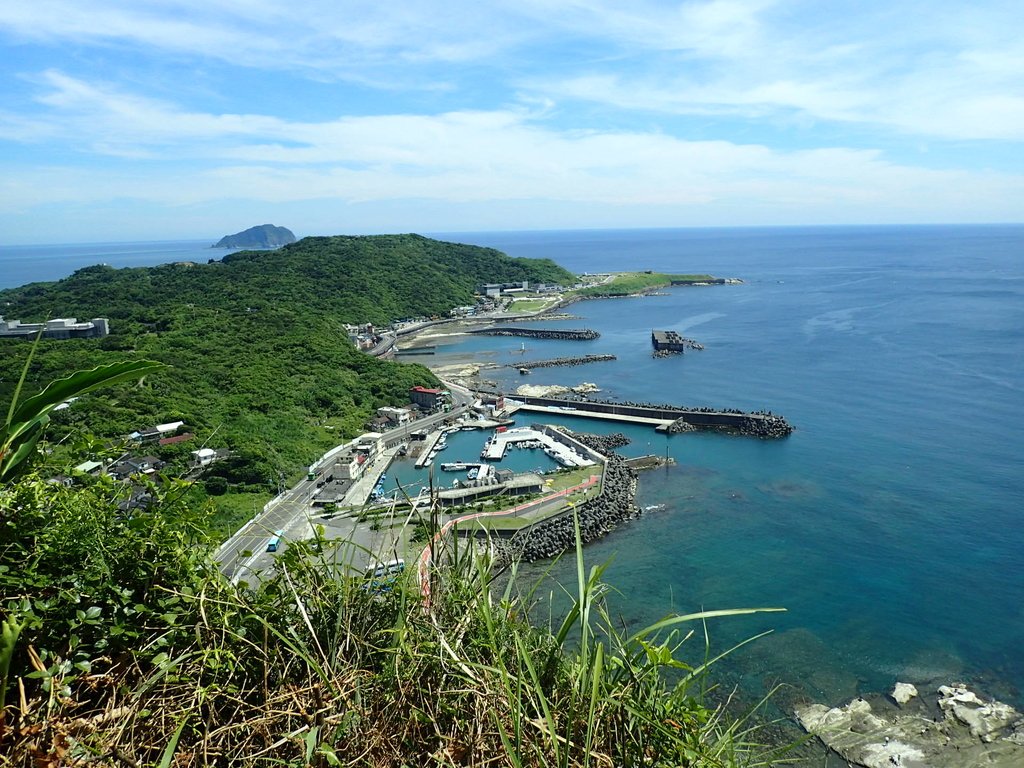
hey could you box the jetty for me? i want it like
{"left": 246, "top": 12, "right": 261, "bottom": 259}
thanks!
{"left": 469, "top": 327, "right": 600, "bottom": 341}
{"left": 504, "top": 394, "right": 792, "bottom": 438}
{"left": 508, "top": 354, "right": 616, "bottom": 371}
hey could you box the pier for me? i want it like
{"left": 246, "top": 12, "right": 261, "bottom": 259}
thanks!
{"left": 507, "top": 353, "right": 616, "bottom": 370}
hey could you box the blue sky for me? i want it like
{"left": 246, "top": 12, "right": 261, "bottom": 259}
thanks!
{"left": 1, "top": 0, "right": 1022, "bottom": 243}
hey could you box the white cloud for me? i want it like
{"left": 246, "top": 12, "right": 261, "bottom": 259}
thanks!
{"left": 3, "top": 1, "right": 1022, "bottom": 142}
{"left": 2, "top": 72, "right": 1022, "bottom": 228}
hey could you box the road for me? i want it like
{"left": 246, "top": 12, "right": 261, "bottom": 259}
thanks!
{"left": 216, "top": 402, "right": 472, "bottom": 583}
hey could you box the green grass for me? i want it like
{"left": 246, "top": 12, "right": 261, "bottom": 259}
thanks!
{"left": 508, "top": 297, "right": 559, "bottom": 313}
{"left": 570, "top": 272, "right": 716, "bottom": 297}
{"left": 208, "top": 490, "right": 272, "bottom": 538}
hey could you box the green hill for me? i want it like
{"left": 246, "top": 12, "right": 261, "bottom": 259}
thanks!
{"left": 0, "top": 234, "right": 575, "bottom": 495}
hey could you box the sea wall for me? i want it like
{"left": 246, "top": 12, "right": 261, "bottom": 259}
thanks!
{"left": 470, "top": 327, "right": 600, "bottom": 341}
{"left": 496, "top": 432, "right": 641, "bottom": 563}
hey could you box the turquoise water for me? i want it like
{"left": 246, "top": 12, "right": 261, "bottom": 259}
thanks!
{"left": 6, "top": 226, "right": 1023, "bottom": 715}
{"left": 428, "top": 226, "right": 1024, "bottom": 712}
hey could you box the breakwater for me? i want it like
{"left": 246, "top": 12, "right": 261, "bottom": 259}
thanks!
{"left": 508, "top": 354, "right": 616, "bottom": 371}
{"left": 508, "top": 394, "right": 793, "bottom": 438}
{"left": 469, "top": 327, "right": 600, "bottom": 341}
{"left": 498, "top": 432, "right": 641, "bottom": 563}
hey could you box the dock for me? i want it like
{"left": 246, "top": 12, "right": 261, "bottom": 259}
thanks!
{"left": 480, "top": 426, "right": 596, "bottom": 467}
{"left": 415, "top": 428, "right": 454, "bottom": 468}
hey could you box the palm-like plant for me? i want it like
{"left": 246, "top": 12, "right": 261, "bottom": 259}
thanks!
{"left": 1, "top": 341, "right": 165, "bottom": 482}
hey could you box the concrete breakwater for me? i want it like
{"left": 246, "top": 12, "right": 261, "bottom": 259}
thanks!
{"left": 498, "top": 433, "right": 641, "bottom": 563}
{"left": 509, "top": 394, "right": 793, "bottom": 438}
{"left": 470, "top": 327, "right": 600, "bottom": 341}
{"left": 508, "top": 354, "right": 617, "bottom": 371}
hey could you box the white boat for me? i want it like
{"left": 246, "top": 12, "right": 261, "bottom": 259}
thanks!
{"left": 441, "top": 462, "right": 469, "bottom": 471}
{"left": 467, "top": 467, "right": 479, "bottom": 480}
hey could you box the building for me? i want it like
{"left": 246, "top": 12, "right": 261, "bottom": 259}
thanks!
{"left": 0, "top": 316, "right": 110, "bottom": 340}
{"left": 377, "top": 406, "right": 412, "bottom": 425}
{"left": 409, "top": 386, "right": 446, "bottom": 410}
{"left": 191, "top": 448, "right": 218, "bottom": 467}
{"left": 128, "top": 421, "right": 185, "bottom": 444}
{"left": 477, "top": 280, "right": 529, "bottom": 297}
{"left": 475, "top": 393, "right": 506, "bottom": 418}
{"left": 108, "top": 455, "right": 163, "bottom": 480}
{"left": 329, "top": 432, "right": 384, "bottom": 480}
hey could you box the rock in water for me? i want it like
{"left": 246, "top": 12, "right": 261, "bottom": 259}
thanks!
{"left": 796, "top": 684, "right": 1024, "bottom": 767}
{"left": 892, "top": 682, "right": 919, "bottom": 705}
{"left": 214, "top": 224, "right": 296, "bottom": 248}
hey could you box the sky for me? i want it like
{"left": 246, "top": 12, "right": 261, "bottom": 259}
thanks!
{"left": 1, "top": 0, "right": 1023, "bottom": 243}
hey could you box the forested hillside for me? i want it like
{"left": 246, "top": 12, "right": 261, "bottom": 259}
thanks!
{"left": 0, "top": 234, "right": 574, "bottom": 493}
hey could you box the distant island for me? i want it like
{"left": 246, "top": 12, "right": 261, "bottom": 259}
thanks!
{"left": 213, "top": 224, "right": 296, "bottom": 248}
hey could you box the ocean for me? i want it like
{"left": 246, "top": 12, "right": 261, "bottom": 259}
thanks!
{"left": 0, "top": 240, "right": 241, "bottom": 290}
{"left": 4, "top": 226, "right": 1023, "bottom": 724}
{"left": 423, "top": 225, "right": 1024, "bottom": 718}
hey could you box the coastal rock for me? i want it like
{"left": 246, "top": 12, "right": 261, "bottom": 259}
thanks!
{"left": 516, "top": 384, "right": 571, "bottom": 397}
{"left": 937, "top": 684, "right": 1022, "bottom": 742}
{"left": 796, "top": 685, "right": 1024, "bottom": 768}
{"left": 892, "top": 682, "right": 919, "bottom": 705}
{"left": 571, "top": 382, "right": 600, "bottom": 395}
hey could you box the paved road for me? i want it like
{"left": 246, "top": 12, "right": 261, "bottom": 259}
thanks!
{"left": 216, "top": 403, "right": 472, "bottom": 582}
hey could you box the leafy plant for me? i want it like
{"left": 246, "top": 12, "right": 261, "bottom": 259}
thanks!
{"left": 1, "top": 354, "right": 165, "bottom": 482}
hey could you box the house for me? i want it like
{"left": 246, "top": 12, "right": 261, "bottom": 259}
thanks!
{"left": 377, "top": 406, "right": 412, "bottom": 425}
{"left": 129, "top": 421, "right": 185, "bottom": 444}
{"left": 108, "top": 455, "right": 163, "bottom": 480}
{"left": 191, "top": 448, "right": 218, "bottom": 468}
{"left": 159, "top": 432, "right": 194, "bottom": 446}
{"left": 73, "top": 460, "right": 104, "bottom": 476}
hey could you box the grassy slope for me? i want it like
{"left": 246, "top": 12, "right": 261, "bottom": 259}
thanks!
{"left": 572, "top": 271, "right": 715, "bottom": 297}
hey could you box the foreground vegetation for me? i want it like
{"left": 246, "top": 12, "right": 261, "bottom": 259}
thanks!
{"left": 572, "top": 272, "right": 716, "bottom": 298}
{"left": 1, "top": 472, "right": 788, "bottom": 767}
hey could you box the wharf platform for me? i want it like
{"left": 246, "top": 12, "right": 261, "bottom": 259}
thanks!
{"left": 514, "top": 403, "right": 672, "bottom": 427}
{"left": 481, "top": 426, "right": 596, "bottom": 467}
